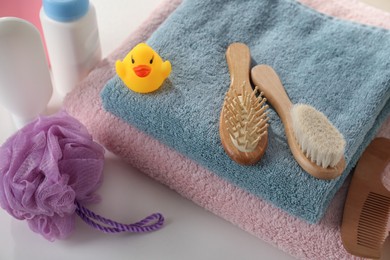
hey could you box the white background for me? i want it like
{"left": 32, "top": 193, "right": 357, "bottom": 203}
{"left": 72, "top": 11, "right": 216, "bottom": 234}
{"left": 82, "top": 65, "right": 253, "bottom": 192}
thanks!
{"left": 0, "top": 0, "right": 389, "bottom": 259}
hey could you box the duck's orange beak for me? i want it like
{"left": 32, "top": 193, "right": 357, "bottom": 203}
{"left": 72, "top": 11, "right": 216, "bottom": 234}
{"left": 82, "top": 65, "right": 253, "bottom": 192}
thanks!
{"left": 133, "top": 65, "right": 151, "bottom": 77}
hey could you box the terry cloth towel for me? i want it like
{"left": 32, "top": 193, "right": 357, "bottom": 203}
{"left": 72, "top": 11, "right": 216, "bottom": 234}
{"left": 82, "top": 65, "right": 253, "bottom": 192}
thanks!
{"left": 100, "top": 0, "right": 390, "bottom": 223}
{"left": 63, "top": 0, "right": 390, "bottom": 258}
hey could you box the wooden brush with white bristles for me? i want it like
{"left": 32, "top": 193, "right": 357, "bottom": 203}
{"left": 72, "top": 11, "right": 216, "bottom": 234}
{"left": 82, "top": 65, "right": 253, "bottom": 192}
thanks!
{"left": 251, "top": 64, "right": 346, "bottom": 180}
{"left": 219, "top": 43, "right": 269, "bottom": 165}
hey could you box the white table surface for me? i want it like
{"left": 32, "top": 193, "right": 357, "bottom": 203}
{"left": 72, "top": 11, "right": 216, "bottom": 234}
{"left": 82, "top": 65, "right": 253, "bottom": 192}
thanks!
{"left": 0, "top": 0, "right": 389, "bottom": 259}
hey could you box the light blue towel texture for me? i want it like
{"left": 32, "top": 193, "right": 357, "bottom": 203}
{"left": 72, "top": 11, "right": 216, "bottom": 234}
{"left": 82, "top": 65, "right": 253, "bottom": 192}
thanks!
{"left": 101, "top": 0, "right": 390, "bottom": 223}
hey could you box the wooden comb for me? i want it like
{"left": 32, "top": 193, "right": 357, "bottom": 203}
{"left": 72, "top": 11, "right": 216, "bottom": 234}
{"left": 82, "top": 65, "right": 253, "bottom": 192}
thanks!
{"left": 341, "top": 137, "right": 390, "bottom": 259}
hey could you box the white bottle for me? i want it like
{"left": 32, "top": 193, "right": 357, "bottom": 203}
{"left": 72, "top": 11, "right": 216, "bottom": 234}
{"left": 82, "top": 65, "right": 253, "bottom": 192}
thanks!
{"left": 0, "top": 17, "right": 53, "bottom": 128}
{"left": 40, "top": 0, "right": 101, "bottom": 96}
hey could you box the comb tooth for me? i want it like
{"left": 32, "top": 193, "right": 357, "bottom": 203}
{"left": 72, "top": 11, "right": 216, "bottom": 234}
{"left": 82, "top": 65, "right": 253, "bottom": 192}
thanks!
{"left": 358, "top": 231, "right": 383, "bottom": 241}
{"left": 357, "top": 235, "right": 384, "bottom": 245}
{"left": 357, "top": 227, "right": 385, "bottom": 239}
{"left": 358, "top": 227, "right": 387, "bottom": 238}
{"left": 358, "top": 226, "right": 386, "bottom": 237}
{"left": 358, "top": 221, "right": 387, "bottom": 232}
{"left": 357, "top": 240, "right": 381, "bottom": 250}
{"left": 361, "top": 206, "right": 389, "bottom": 216}
{"left": 361, "top": 209, "right": 388, "bottom": 220}
{"left": 363, "top": 200, "right": 390, "bottom": 214}
{"left": 361, "top": 193, "right": 390, "bottom": 215}
{"left": 356, "top": 192, "right": 390, "bottom": 250}
{"left": 357, "top": 232, "right": 385, "bottom": 244}
{"left": 359, "top": 213, "right": 388, "bottom": 224}
{"left": 358, "top": 237, "right": 385, "bottom": 247}
{"left": 364, "top": 197, "right": 390, "bottom": 206}
{"left": 357, "top": 238, "right": 383, "bottom": 247}
{"left": 367, "top": 192, "right": 390, "bottom": 201}
{"left": 368, "top": 193, "right": 390, "bottom": 204}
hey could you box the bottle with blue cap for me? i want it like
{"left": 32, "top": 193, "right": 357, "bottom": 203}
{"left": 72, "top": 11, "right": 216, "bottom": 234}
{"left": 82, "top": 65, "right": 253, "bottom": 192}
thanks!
{"left": 40, "top": 0, "right": 101, "bottom": 96}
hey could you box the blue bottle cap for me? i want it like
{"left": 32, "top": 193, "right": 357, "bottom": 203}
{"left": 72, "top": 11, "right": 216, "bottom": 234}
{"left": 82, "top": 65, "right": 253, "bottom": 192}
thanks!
{"left": 42, "top": 0, "right": 89, "bottom": 22}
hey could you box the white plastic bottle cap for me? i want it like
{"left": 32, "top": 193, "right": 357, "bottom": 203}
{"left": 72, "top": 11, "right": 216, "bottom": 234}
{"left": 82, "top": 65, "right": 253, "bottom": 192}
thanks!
{"left": 42, "top": 0, "right": 89, "bottom": 22}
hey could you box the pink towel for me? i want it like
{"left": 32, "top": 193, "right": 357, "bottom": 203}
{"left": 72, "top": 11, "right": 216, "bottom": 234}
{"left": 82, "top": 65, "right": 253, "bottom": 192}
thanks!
{"left": 63, "top": 0, "right": 390, "bottom": 259}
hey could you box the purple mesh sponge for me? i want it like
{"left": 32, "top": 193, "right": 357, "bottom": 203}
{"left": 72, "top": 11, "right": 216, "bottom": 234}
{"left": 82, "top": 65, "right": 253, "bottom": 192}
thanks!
{"left": 0, "top": 111, "right": 164, "bottom": 241}
{"left": 0, "top": 111, "right": 105, "bottom": 241}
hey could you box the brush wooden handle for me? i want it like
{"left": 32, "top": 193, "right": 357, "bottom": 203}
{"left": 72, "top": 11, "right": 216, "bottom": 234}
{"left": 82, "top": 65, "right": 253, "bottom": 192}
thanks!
{"left": 226, "top": 42, "right": 251, "bottom": 94}
{"left": 251, "top": 64, "right": 345, "bottom": 179}
{"left": 251, "top": 65, "right": 293, "bottom": 123}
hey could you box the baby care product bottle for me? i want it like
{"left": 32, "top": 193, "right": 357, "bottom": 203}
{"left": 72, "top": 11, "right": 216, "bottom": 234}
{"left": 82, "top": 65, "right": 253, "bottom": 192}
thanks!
{"left": 40, "top": 0, "right": 101, "bottom": 96}
{"left": 0, "top": 17, "right": 53, "bottom": 128}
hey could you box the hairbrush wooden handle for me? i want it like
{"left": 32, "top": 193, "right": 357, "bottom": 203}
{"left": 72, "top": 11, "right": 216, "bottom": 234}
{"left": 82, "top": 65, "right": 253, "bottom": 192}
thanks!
{"left": 250, "top": 64, "right": 292, "bottom": 119}
{"left": 226, "top": 42, "right": 251, "bottom": 94}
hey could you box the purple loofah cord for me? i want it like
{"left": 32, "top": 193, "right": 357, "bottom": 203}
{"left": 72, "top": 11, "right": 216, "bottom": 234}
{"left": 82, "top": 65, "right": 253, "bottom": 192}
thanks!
{"left": 0, "top": 111, "right": 164, "bottom": 241}
{"left": 75, "top": 202, "right": 164, "bottom": 233}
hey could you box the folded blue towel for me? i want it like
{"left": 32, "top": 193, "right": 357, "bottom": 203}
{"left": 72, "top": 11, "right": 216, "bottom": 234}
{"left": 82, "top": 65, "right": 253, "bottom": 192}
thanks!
{"left": 101, "top": 0, "right": 390, "bottom": 222}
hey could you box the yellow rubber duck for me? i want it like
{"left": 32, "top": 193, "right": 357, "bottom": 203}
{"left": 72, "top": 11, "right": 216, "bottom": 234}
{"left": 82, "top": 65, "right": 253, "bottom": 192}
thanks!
{"left": 115, "top": 43, "right": 171, "bottom": 93}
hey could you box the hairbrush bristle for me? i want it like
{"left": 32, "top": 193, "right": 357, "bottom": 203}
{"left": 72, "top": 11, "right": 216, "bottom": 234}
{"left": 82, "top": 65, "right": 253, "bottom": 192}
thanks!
{"left": 223, "top": 83, "right": 269, "bottom": 152}
{"left": 291, "top": 104, "right": 345, "bottom": 168}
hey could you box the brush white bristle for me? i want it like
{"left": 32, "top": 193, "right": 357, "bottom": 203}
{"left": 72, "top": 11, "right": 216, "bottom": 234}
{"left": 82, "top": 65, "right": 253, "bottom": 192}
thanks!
{"left": 291, "top": 104, "right": 345, "bottom": 168}
{"left": 223, "top": 83, "right": 269, "bottom": 152}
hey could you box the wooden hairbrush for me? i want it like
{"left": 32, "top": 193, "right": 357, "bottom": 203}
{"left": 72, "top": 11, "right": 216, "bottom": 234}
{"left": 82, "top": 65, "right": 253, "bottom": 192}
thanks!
{"left": 219, "top": 43, "right": 269, "bottom": 165}
{"left": 341, "top": 137, "right": 390, "bottom": 259}
{"left": 251, "top": 64, "right": 346, "bottom": 179}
